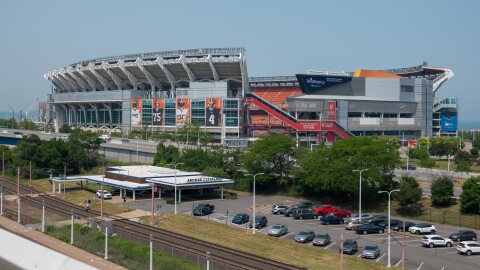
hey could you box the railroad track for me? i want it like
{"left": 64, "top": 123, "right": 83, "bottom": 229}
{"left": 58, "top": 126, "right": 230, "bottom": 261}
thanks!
{"left": 0, "top": 177, "right": 307, "bottom": 270}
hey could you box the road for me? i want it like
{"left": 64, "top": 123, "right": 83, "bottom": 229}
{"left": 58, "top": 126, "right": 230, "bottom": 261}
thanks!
{"left": 126, "top": 192, "right": 480, "bottom": 270}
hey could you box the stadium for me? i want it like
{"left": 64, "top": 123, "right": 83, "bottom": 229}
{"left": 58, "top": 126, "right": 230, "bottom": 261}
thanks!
{"left": 42, "top": 47, "right": 456, "bottom": 146}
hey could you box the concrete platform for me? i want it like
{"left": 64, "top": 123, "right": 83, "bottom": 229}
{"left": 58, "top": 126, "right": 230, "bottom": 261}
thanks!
{"left": 0, "top": 216, "right": 125, "bottom": 270}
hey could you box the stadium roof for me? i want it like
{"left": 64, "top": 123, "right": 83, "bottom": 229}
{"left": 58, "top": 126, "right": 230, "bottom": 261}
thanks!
{"left": 44, "top": 48, "right": 247, "bottom": 94}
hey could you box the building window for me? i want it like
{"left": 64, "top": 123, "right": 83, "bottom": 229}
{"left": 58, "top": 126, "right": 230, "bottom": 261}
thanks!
{"left": 401, "top": 85, "right": 414, "bottom": 93}
{"left": 383, "top": 113, "right": 398, "bottom": 118}
{"left": 348, "top": 112, "right": 361, "bottom": 117}
{"left": 400, "top": 113, "right": 413, "bottom": 118}
{"left": 364, "top": 112, "right": 381, "bottom": 118}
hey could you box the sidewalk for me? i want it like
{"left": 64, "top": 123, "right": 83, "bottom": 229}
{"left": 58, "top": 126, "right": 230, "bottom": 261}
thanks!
{"left": 0, "top": 216, "right": 125, "bottom": 270}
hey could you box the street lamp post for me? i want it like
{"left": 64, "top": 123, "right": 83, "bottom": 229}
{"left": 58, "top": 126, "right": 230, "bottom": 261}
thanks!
{"left": 378, "top": 189, "right": 400, "bottom": 267}
{"left": 101, "top": 175, "right": 105, "bottom": 220}
{"left": 447, "top": 155, "right": 451, "bottom": 172}
{"left": 168, "top": 163, "right": 184, "bottom": 214}
{"left": 136, "top": 136, "right": 139, "bottom": 164}
{"left": 402, "top": 132, "right": 405, "bottom": 148}
{"left": 406, "top": 147, "right": 409, "bottom": 171}
{"left": 244, "top": 173, "right": 264, "bottom": 234}
{"left": 352, "top": 169, "right": 368, "bottom": 222}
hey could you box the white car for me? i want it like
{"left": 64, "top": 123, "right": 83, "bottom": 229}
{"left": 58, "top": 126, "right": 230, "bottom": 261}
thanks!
{"left": 350, "top": 213, "right": 372, "bottom": 222}
{"left": 98, "top": 134, "right": 111, "bottom": 140}
{"left": 96, "top": 190, "right": 112, "bottom": 199}
{"left": 457, "top": 241, "right": 480, "bottom": 256}
{"left": 409, "top": 223, "right": 436, "bottom": 235}
{"left": 421, "top": 235, "right": 453, "bottom": 248}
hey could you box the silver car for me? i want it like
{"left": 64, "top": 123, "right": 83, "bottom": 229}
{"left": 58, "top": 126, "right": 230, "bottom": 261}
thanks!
{"left": 268, "top": 224, "right": 288, "bottom": 237}
{"left": 361, "top": 244, "right": 380, "bottom": 259}
{"left": 345, "top": 221, "right": 363, "bottom": 230}
{"left": 313, "top": 233, "right": 331, "bottom": 246}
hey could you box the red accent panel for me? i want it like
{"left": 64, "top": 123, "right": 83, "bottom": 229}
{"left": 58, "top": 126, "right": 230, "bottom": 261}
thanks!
{"left": 328, "top": 101, "right": 336, "bottom": 121}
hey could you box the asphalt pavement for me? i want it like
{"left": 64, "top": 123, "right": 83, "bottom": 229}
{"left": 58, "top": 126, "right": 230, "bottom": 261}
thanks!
{"left": 124, "top": 191, "right": 480, "bottom": 270}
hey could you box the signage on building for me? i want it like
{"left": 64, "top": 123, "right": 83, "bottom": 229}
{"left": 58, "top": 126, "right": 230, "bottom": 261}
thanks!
{"left": 327, "top": 101, "right": 336, "bottom": 121}
{"left": 296, "top": 74, "right": 352, "bottom": 93}
{"left": 186, "top": 177, "right": 222, "bottom": 183}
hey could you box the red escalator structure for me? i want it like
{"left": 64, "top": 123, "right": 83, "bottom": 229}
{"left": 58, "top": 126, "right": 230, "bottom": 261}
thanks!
{"left": 244, "top": 93, "right": 353, "bottom": 143}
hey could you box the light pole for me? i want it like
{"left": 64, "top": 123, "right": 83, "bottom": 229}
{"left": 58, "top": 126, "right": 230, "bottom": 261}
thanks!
{"left": 136, "top": 136, "right": 139, "bottom": 164}
{"left": 168, "top": 163, "right": 184, "bottom": 214}
{"left": 101, "top": 175, "right": 105, "bottom": 220}
{"left": 406, "top": 147, "right": 409, "bottom": 171}
{"left": 447, "top": 155, "right": 451, "bottom": 172}
{"left": 402, "top": 132, "right": 405, "bottom": 148}
{"left": 244, "top": 173, "right": 264, "bottom": 234}
{"left": 378, "top": 189, "right": 400, "bottom": 267}
{"left": 352, "top": 169, "right": 368, "bottom": 222}
{"left": 308, "top": 134, "right": 314, "bottom": 149}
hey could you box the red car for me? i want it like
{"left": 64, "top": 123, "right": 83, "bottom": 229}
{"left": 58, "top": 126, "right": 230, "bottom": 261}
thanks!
{"left": 331, "top": 209, "right": 351, "bottom": 218}
{"left": 314, "top": 205, "right": 340, "bottom": 215}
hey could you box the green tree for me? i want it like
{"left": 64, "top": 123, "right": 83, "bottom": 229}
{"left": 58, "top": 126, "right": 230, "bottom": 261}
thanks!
{"left": 454, "top": 150, "right": 473, "bottom": 175}
{"left": 418, "top": 157, "right": 437, "bottom": 170}
{"left": 459, "top": 177, "right": 480, "bottom": 214}
{"left": 395, "top": 175, "right": 423, "bottom": 215}
{"left": 243, "top": 134, "right": 296, "bottom": 185}
{"left": 431, "top": 176, "right": 455, "bottom": 207}
{"left": 470, "top": 147, "right": 478, "bottom": 157}
{"left": 295, "top": 136, "right": 401, "bottom": 202}
{"left": 153, "top": 144, "right": 179, "bottom": 166}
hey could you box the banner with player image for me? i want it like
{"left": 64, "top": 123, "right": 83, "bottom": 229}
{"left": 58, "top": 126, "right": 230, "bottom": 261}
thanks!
{"left": 205, "top": 98, "right": 222, "bottom": 127}
{"left": 152, "top": 98, "right": 164, "bottom": 126}
{"left": 176, "top": 98, "right": 190, "bottom": 126}
{"left": 131, "top": 98, "right": 142, "bottom": 126}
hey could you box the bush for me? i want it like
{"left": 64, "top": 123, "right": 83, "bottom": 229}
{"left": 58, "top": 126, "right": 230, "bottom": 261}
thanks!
{"left": 165, "top": 198, "right": 175, "bottom": 205}
{"left": 224, "top": 192, "right": 237, "bottom": 200}
{"left": 460, "top": 177, "right": 480, "bottom": 214}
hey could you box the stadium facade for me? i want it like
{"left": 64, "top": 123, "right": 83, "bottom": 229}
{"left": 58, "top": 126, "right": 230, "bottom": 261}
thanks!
{"left": 42, "top": 48, "right": 456, "bottom": 146}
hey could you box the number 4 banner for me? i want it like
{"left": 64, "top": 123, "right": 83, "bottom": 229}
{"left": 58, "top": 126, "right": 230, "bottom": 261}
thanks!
{"left": 205, "top": 98, "right": 222, "bottom": 127}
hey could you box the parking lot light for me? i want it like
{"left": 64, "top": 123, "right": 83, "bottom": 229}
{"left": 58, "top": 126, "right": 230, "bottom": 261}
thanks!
{"left": 378, "top": 189, "right": 400, "bottom": 267}
{"left": 244, "top": 173, "right": 264, "bottom": 235}
{"left": 168, "top": 163, "right": 184, "bottom": 214}
{"left": 353, "top": 169, "right": 368, "bottom": 222}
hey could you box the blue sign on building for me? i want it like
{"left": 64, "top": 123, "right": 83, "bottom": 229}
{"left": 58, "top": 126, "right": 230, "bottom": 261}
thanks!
{"left": 441, "top": 112, "right": 457, "bottom": 132}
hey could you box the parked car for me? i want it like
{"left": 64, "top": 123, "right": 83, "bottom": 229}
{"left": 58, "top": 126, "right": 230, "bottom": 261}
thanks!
{"left": 284, "top": 206, "right": 299, "bottom": 217}
{"left": 331, "top": 209, "right": 352, "bottom": 218}
{"left": 96, "top": 190, "right": 112, "bottom": 199}
{"left": 294, "top": 230, "right": 315, "bottom": 243}
{"left": 449, "top": 230, "right": 477, "bottom": 242}
{"left": 295, "top": 202, "right": 314, "bottom": 209}
{"left": 232, "top": 213, "right": 249, "bottom": 225}
{"left": 391, "top": 221, "right": 416, "bottom": 232}
{"left": 271, "top": 205, "right": 288, "bottom": 215}
{"left": 421, "top": 235, "right": 453, "bottom": 248}
{"left": 401, "top": 165, "right": 417, "bottom": 170}
{"left": 268, "top": 224, "right": 288, "bottom": 237}
{"left": 361, "top": 244, "right": 380, "bottom": 259}
{"left": 345, "top": 220, "right": 363, "bottom": 231}
{"left": 457, "top": 241, "right": 480, "bottom": 256}
{"left": 13, "top": 131, "right": 23, "bottom": 135}
{"left": 315, "top": 205, "right": 340, "bottom": 215}
{"left": 379, "top": 219, "right": 403, "bottom": 229}
{"left": 320, "top": 215, "right": 344, "bottom": 225}
{"left": 98, "top": 134, "right": 111, "bottom": 140}
{"left": 294, "top": 209, "right": 319, "bottom": 220}
{"left": 312, "top": 233, "right": 331, "bottom": 246}
{"left": 350, "top": 213, "right": 373, "bottom": 222}
{"left": 120, "top": 138, "right": 130, "bottom": 143}
{"left": 249, "top": 216, "right": 268, "bottom": 229}
{"left": 339, "top": 239, "right": 358, "bottom": 255}
{"left": 356, "top": 224, "right": 384, "bottom": 235}
{"left": 193, "top": 203, "right": 215, "bottom": 216}
{"left": 367, "top": 215, "right": 388, "bottom": 226}
{"left": 409, "top": 223, "right": 436, "bottom": 235}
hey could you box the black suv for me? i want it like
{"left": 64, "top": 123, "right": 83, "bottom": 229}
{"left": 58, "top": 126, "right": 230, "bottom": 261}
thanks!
{"left": 232, "top": 213, "right": 250, "bottom": 224}
{"left": 249, "top": 216, "right": 268, "bottom": 229}
{"left": 449, "top": 230, "right": 477, "bottom": 242}
{"left": 379, "top": 219, "right": 402, "bottom": 229}
{"left": 296, "top": 202, "right": 314, "bottom": 209}
{"left": 294, "top": 209, "right": 319, "bottom": 220}
{"left": 368, "top": 215, "right": 388, "bottom": 226}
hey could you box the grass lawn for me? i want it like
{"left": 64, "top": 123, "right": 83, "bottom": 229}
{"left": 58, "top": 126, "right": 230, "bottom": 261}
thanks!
{"left": 146, "top": 213, "right": 392, "bottom": 270}
{"left": 20, "top": 177, "right": 130, "bottom": 215}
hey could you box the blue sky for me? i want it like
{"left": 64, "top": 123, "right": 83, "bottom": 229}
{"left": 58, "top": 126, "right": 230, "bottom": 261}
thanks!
{"left": 1, "top": 0, "right": 479, "bottom": 121}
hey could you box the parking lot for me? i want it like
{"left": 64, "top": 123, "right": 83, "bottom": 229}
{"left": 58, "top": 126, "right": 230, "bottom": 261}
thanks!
{"left": 127, "top": 192, "right": 480, "bottom": 270}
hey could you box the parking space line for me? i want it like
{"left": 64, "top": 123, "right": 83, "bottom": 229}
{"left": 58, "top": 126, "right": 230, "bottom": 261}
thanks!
{"left": 417, "top": 262, "right": 424, "bottom": 270}
{"left": 357, "top": 254, "right": 362, "bottom": 258}
{"left": 376, "top": 254, "right": 385, "bottom": 262}
{"left": 281, "top": 232, "right": 293, "bottom": 238}
{"left": 306, "top": 222, "right": 319, "bottom": 224}
{"left": 308, "top": 242, "right": 314, "bottom": 246}
{"left": 257, "top": 228, "right": 268, "bottom": 233}
{"left": 394, "top": 259, "right": 402, "bottom": 267}
{"left": 324, "top": 242, "right": 336, "bottom": 249}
